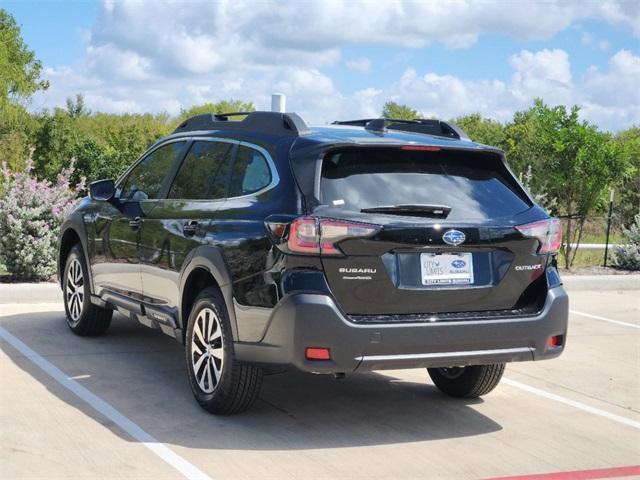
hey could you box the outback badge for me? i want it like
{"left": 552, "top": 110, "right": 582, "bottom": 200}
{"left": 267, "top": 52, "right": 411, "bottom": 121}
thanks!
{"left": 443, "top": 229, "right": 466, "bottom": 246}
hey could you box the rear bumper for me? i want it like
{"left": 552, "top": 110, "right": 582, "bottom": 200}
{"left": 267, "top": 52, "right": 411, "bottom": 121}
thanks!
{"left": 235, "top": 286, "right": 569, "bottom": 373}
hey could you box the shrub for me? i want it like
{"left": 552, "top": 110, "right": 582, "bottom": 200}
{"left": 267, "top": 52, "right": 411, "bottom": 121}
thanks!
{"left": 612, "top": 213, "right": 640, "bottom": 271}
{"left": 520, "top": 164, "right": 556, "bottom": 213}
{"left": 0, "top": 156, "right": 83, "bottom": 280}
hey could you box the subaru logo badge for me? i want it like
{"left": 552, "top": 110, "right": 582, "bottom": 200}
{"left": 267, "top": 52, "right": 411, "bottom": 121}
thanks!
{"left": 443, "top": 229, "right": 465, "bottom": 246}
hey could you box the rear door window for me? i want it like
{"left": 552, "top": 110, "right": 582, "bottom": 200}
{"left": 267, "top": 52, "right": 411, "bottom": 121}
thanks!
{"left": 320, "top": 148, "right": 531, "bottom": 221}
{"left": 168, "top": 140, "right": 234, "bottom": 200}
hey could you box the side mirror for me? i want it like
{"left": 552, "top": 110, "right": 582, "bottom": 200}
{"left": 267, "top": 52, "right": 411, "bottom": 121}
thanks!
{"left": 89, "top": 179, "right": 115, "bottom": 201}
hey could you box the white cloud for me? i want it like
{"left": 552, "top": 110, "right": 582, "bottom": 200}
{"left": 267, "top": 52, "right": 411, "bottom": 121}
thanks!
{"left": 509, "top": 49, "right": 573, "bottom": 104}
{"left": 31, "top": 0, "right": 640, "bottom": 131}
{"left": 581, "top": 32, "right": 611, "bottom": 51}
{"left": 345, "top": 57, "right": 372, "bottom": 73}
{"left": 580, "top": 50, "right": 640, "bottom": 128}
{"left": 335, "top": 48, "right": 640, "bottom": 131}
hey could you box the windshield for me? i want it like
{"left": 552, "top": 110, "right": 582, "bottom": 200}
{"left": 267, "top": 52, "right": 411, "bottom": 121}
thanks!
{"left": 320, "top": 148, "right": 531, "bottom": 221}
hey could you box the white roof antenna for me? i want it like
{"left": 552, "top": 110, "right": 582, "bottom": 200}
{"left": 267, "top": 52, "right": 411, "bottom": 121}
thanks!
{"left": 271, "top": 93, "right": 286, "bottom": 113}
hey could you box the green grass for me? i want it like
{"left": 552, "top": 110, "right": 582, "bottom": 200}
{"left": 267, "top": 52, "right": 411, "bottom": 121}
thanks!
{"left": 577, "top": 232, "right": 625, "bottom": 244}
{"left": 557, "top": 247, "right": 628, "bottom": 269}
{"left": 558, "top": 249, "right": 605, "bottom": 268}
{"left": 0, "top": 264, "right": 7, "bottom": 276}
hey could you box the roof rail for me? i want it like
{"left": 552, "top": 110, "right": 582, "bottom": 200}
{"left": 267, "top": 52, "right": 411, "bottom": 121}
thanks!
{"left": 173, "top": 111, "right": 310, "bottom": 136}
{"left": 332, "top": 118, "right": 470, "bottom": 141}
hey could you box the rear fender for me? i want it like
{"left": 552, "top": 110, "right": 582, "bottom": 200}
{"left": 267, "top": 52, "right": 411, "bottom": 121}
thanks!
{"left": 179, "top": 246, "right": 238, "bottom": 340}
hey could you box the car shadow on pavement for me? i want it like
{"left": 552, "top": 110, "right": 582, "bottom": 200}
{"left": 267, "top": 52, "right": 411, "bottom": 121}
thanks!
{"left": 1, "top": 310, "right": 502, "bottom": 451}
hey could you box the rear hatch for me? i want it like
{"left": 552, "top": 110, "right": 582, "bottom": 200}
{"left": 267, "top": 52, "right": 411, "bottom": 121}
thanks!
{"left": 314, "top": 146, "right": 551, "bottom": 320}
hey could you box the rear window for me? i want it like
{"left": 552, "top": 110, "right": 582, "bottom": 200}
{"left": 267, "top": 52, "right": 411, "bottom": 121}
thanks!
{"left": 320, "top": 148, "right": 531, "bottom": 221}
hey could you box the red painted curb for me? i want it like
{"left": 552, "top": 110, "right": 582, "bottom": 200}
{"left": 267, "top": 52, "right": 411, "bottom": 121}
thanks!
{"left": 485, "top": 465, "right": 640, "bottom": 480}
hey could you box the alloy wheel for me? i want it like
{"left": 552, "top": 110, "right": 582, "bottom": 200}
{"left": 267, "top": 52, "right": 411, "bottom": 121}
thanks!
{"left": 191, "top": 307, "right": 225, "bottom": 393}
{"left": 66, "top": 259, "right": 84, "bottom": 324}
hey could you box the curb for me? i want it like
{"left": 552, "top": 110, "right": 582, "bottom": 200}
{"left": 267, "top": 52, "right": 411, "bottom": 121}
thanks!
{"left": 561, "top": 274, "right": 640, "bottom": 292}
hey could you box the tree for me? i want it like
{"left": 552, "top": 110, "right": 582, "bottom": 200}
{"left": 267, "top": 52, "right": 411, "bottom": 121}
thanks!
{"left": 451, "top": 114, "right": 505, "bottom": 148}
{"left": 502, "top": 107, "right": 545, "bottom": 180}
{"left": 511, "top": 99, "right": 632, "bottom": 268}
{"left": 381, "top": 101, "right": 420, "bottom": 120}
{"left": 0, "top": 9, "right": 49, "bottom": 107}
{"left": 32, "top": 107, "right": 173, "bottom": 184}
{"left": 0, "top": 105, "right": 36, "bottom": 172}
{"left": 0, "top": 10, "right": 48, "bottom": 172}
{"left": 32, "top": 107, "right": 76, "bottom": 181}
{"left": 613, "top": 126, "right": 640, "bottom": 227}
{"left": 66, "top": 94, "right": 90, "bottom": 119}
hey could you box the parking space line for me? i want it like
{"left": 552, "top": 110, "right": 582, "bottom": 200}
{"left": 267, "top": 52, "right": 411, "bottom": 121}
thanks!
{"left": 502, "top": 378, "right": 640, "bottom": 430}
{"left": 0, "top": 326, "right": 213, "bottom": 480}
{"left": 570, "top": 310, "right": 639, "bottom": 329}
{"left": 485, "top": 464, "right": 640, "bottom": 479}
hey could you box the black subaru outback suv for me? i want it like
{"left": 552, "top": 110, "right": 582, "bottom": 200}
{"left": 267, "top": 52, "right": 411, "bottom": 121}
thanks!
{"left": 57, "top": 111, "right": 568, "bottom": 414}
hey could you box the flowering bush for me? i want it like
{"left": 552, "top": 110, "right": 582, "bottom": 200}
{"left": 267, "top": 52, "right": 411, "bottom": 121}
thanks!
{"left": 613, "top": 213, "right": 640, "bottom": 271}
{"left": 0, "top": 156, "right": 84, "bottom": 280}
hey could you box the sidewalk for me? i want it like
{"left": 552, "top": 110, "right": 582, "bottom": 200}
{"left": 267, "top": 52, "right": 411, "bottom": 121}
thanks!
{"left": 0, "top": 282, "right": 61, "bottom": 304}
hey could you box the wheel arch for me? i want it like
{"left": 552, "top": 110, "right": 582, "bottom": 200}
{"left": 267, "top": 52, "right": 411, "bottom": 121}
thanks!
{"left": 179, "top": 246, "right": 238, "bottom": 342}
{"left": 58, "top": 215, "right": 93, "bottom": 293}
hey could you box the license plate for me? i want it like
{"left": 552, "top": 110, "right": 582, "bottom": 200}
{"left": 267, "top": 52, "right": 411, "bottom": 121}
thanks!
{"left": 421, "top": 252, "right": 474, "bottom": 286}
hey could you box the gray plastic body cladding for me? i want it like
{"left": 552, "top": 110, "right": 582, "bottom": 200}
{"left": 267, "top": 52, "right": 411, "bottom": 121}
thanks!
{"left": 58, "top": 212, "right": 93, "bottom": 292}
{"left": 179, "top": 246, "right": 237, "bottom": 338}
{"left": 234, "top": 285, "right": 568, "bottom": 373}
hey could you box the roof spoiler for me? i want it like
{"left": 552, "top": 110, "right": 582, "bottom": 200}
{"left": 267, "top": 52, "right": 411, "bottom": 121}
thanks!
{"left": 332, "top": 118, "right": 470, "bottom": 141}
{"left": 173, "top": 111, "right": 310, "bottom": 136}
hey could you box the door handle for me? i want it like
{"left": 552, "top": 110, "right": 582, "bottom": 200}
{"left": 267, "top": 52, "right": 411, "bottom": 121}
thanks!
{"left": 183, "top": 220, "right": 200, "bottom": 236}
{"left": 129, "top": 217, "right": 142, "bottom": 229}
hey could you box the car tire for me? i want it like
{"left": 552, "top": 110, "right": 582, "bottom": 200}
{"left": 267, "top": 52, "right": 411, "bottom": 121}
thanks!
{"left": 63, "top": 244, "right": 112, "bottom": 336}
{"left": 185, "top": 286, "right": 263, "bottom": 414}
{"left": 427, "top": 364, "right": 505, "bottom": 398}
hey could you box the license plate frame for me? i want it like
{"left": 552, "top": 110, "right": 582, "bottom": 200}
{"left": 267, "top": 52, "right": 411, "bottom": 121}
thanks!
{"left": 420, "top": 252, "right": 474, "bottom": 286}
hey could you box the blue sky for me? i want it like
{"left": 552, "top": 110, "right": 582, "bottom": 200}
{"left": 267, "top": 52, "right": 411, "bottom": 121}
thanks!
{"left": 3, "top": 0, "right": 639, "bottom": 130}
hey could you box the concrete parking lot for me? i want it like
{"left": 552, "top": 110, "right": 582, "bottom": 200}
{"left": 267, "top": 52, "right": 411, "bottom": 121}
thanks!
{"left": 1, "top": 280, "right": 639, "bottom": 479}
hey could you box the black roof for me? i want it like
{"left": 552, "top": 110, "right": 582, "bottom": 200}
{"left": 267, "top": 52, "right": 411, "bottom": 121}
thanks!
{"left": 332, "top": 118, "right": 470, "bottom": 140}
{"left": 173, "top": 111, "right": 310, "bottom": 137}
{"left": 172, "top": 111, "right": 472, "bottom": 141}
{"left": 167, "top": 111, "right": 502, "bottom": 153}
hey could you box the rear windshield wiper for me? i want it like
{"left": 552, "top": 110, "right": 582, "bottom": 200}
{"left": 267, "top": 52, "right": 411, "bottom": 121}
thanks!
{"left": 360, "top": 204, "right": 451, "bottom": 218}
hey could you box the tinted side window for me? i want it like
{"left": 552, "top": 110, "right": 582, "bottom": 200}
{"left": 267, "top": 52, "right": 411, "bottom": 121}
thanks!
{"left": 169, "top": 141, "right": 234, "bottom": 200}
{"left": 228, "top": 146, "right": 272, "bottom": 197}
{"left": 120, "top": 142, "right": 186, "bottom": 201}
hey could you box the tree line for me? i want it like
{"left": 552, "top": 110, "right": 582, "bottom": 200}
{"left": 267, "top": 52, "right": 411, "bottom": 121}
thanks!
{"left": 1, "top": 9, "right": 638, "bottom": 269}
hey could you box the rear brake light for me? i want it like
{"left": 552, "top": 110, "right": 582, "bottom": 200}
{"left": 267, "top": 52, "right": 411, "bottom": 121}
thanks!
{"left": 401, "top": 145, "right": 441, "bottom": 152}
{"left": 516, "top": 218, "right": 562, "bottom": 254}
{"left": 287, "top": 217, "right": 381, "bottom": 255}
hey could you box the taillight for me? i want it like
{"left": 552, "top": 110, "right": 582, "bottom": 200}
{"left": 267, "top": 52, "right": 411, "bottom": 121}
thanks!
{"left": 288, "top": 217, "right": 319, "bottom": 254}
{"left": 516, "top": 218, "right": 562, "bottom": 254}
{"left": 287, "top": 217, "right": 380, "bottom": 255}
